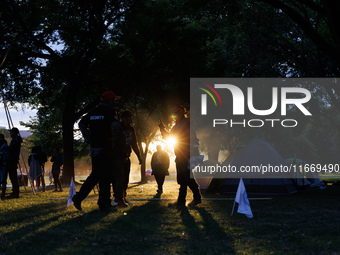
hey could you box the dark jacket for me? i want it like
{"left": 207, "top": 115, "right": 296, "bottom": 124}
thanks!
{"left": 79, "top": 103, "right": 117, "bottom": 149}
{"left": 8, "top": 135, "right": 22, "bottom": 162}
{"left": 0, "top": 141, "right": 8, "bottom": 167}
{"left": 121, "top": 123, "right": 141, "bottom": 159}
{"left": 151, "top": 150, "right": 170, "bottom": 175}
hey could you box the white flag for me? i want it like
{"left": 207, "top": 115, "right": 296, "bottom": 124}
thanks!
{"left": 67, "top": 177, "right": 76, "bottom": 207}
{"left": 233, "top": 178, "right": 253, "bottom": 218}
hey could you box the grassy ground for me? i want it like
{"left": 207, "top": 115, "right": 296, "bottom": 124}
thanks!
{"left": 1, "top": 181, "right": 340, "bottom": 255}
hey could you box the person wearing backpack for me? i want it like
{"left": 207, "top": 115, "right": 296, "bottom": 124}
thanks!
{"left": 151, "top": 145, "right": 170, "bottom": 195}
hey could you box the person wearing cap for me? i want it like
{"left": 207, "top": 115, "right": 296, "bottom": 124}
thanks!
{"left": 72, "top": 90, "right": 127, "bottom": 211}
{"left": 3, "top": 127, "right": 22, "bottom": 199}
{"left": 158, "top": 106, "right": 202, "bottom": 207}
{"left": 112, "top": 110, "right": 142, "bottom": 205}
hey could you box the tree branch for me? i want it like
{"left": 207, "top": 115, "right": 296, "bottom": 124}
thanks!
{"left": 259, "top": 0, "right": 340, "bottom": 67}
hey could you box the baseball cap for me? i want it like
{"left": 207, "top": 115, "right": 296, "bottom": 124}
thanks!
{"left": 101, "top": 91, "right": 121, "bottom": 101}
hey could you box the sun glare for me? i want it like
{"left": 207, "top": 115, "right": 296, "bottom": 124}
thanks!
{"left": 166, "top": 137, "right": 176, "bottom": 149}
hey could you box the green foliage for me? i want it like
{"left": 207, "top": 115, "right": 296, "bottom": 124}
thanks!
{"left": 1, "top": 0, "right": 340, "bottom": 174}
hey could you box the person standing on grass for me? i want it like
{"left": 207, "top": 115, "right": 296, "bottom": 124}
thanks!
{"left": 4, "top": 127, "right": 22, "bottom": 199}
{"left": 151, "top": 145, "right": 170, "bottom": 195}
{"left": 73, "top": 90, "right": 127, "bottom": 211}
{"left": 50, "top": 147, "right": 63, "bottom": 192}
{"left": 113, "top": 110, "right": 143, "bottom": 205}
{"left": 159, "top": 106, "right": 201, "bottom": 207}
{"left": 0, "top": 134, "right": 8, "bottom": 199}
{"left": 28, "top": 146, "right": 47, "bottom": 192}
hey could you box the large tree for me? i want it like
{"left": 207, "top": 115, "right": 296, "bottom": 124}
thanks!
{"left": 0, "top": 0, "right": 135, "bottom": 183}
{"left": 1, "top": 0, "right": 339, "bottom": 179}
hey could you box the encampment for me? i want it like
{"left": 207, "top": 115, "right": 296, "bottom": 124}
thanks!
{"left": 204, "top": 138, "right": 298, "bottom": 195}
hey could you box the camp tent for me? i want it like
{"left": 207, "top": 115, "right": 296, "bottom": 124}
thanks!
{"left": 207, "top": 138, "right": 298, "bottom": 195}
{"left": 195, "top": 159, "right": 218, "bottom": 189}
{"left": 284, "top": 158, "right": 326, "bottom": 188}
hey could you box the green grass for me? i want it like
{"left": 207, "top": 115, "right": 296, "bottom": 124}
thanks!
{"left": 1, "top": 181, "right": 340, "bottom": 255}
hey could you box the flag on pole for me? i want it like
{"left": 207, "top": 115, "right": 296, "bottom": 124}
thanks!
{"left": 67, "top": 177, "right": 76, "bottom": 207}
{"left": 232, "top": 178, "right": 253, "bottom": 218}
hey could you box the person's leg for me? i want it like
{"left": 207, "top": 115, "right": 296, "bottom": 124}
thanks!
{"left": 53, "top": 173, "right": 59, "bottom": 191}
{"left": 159, "top": 174, "right": 166, "bottom": 192}
{"left": 112, "top": 157, "right": 127, "bottom": 207}
{"left": 56, "top": 173, "right": 63, "bottom": 191}
{"left": 37, "top": 176, "right": 41, "bottom": 188}
{"left": 97, "top": 149, "right": 114, "bottom": 210}
{"left": 187, "top": 178, "right": 202, "bottom": 206}
{"left": 73, "top": 159, "right": 100, "bottom": 202}
{"left": 7, "top": 160, "right": 19, "bottom": 197}
{"left": 123, "top": 158, "right": 131, "bottom": 198}
{"left": 169, "top": 161, "right": 187, "bottom": 206}
{"left": 1, "top": 168, "right": 7, "bottom": 199}
{"left": 153, "top": 172, "right": 162, "bottom": 193}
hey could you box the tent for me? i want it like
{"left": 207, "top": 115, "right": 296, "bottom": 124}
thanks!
{"left": 195, "top": 159, "right": 218, "bottom": 189}
{"left": 207, "top": 138, "right": 298, "bottom": 195}
{"left": 284, "top": 158, "right": 326, "bottom": 188}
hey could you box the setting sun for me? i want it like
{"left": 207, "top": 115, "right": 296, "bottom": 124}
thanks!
{"left": 166, "top": 137, "right": 176, "bottom": 149}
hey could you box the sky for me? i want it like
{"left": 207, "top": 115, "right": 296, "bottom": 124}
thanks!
{"left": 0, "top": 103, "right": 37, "bottom": 130}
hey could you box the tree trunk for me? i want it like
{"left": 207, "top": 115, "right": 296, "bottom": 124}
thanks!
{"left": 61, "top": 87, "right": 76, "bottom": 186}
{"left": 139, "top": 141, "right": 148, "bottom": 184}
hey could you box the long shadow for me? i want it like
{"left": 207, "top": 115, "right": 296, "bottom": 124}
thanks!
{"left": 179, "top": 205, "right": 236, "bottom": 254}
{"left": 1, "top": 196, "right": 170, "bottom": 254}
{"left": 1, "top": 195, "right": 237, "bottom": 254}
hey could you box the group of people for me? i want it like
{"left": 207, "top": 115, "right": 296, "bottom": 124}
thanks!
{"left": 28, "top": 146, "right": 64, "bottom": 192}
{"left": 0, "top": 128, "right": 23, "bottom": 199}
{"left": 1, "top": 90, "right": 202, "bottom": 209}
{"left": 72, "top": 90, "right": 201, "bottom": 212}
{"left": 72, "top": 91, "right": 143, "bottom": 211}
{"left": 0, "top": 127, "right": 64, "bottom": 199}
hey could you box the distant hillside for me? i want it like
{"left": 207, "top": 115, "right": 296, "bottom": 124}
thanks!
{"left": 20, "top": 130, "right": 32, "bottom": 138}
{"left": 0, "top": 127, "right": 31, "bottom": 138}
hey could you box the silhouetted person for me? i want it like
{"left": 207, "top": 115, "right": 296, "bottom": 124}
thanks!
{"left": 73, "top": 90, "right": 126, "bottom": 211}
{"left": 159, "top": 106, "right": 201, "bottom": 207}
{"left": 114, "top": 110, "right": 142, "bottom": 205}
{"left": 28, "top": 145, "right": 47, "bottom": 192}
{"left": 151, "top": 145, "right": 170, "bottom": 195}
{"left": 0, "top": 134, "right": 8, "bottom": 199}
{"left": 50, "top": 147, "right": 63, "bottom": 192}
{"left": 5, "top": 128, "right": 22, "bottom": 199}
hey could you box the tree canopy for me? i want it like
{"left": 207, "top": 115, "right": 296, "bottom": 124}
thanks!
{"left": 1, "top": 0, "right": 339, "bottom": 181}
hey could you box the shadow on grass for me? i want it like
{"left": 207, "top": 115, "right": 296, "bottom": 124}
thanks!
{"left": 178, "top": 205, "right": 235, "bottom": 254}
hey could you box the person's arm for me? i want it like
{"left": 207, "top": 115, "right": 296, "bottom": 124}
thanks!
{"left": 151, "top": 153, "right": 156, "bottom": 169}
{"left": 131, "top": 128, "right": 142, "bottom": 164}
{"left": 79, "top": 115, "right": 90, "bottom": 144}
